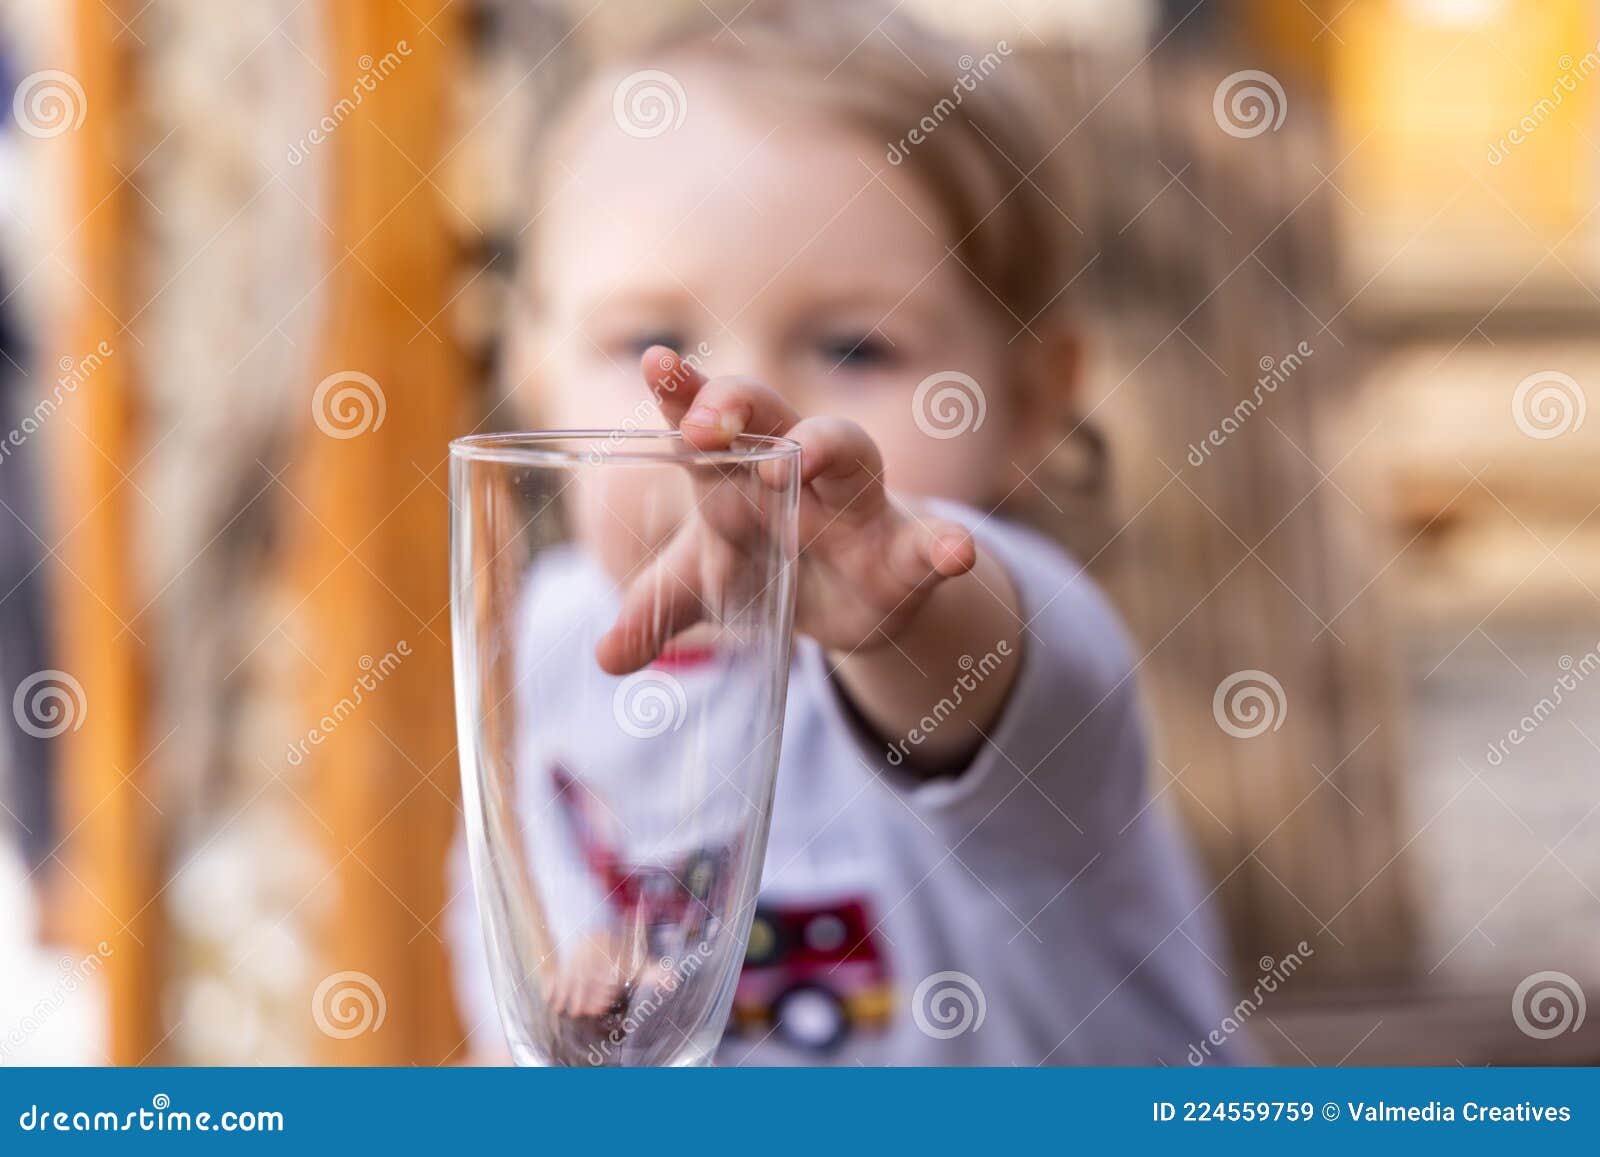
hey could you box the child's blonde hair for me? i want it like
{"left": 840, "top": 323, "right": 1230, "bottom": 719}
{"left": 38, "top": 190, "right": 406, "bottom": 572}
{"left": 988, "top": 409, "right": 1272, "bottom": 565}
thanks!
{"left": 516, "top": 0, "right": 1108, "bottom": 517}
{"left": 533, "top": 0, "right": 1074, "bottom": 335}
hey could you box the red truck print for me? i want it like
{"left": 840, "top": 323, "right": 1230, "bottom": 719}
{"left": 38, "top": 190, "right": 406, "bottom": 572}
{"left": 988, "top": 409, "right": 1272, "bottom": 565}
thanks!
{"left": 729, "top": 897, "right": 893, "bottom": 1052}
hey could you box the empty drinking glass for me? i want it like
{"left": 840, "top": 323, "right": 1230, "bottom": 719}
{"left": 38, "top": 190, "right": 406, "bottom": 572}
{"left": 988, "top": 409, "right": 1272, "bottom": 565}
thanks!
{"left": 450, "top": 431, "right": 800, "bottom": 1065}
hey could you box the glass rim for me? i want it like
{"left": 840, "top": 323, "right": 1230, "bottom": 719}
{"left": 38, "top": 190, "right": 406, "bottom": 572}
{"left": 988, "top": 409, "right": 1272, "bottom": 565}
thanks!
{"left": 449, "top": 429, "right": 801, "bottom": 466}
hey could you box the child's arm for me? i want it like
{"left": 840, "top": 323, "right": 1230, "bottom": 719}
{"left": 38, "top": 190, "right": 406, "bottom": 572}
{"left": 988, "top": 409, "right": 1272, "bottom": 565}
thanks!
{"left": 827, "top": 546, "right": 1021, "bottom": 774}
{"left": 597, "top": 347, "right": 1022, "bottom": 777}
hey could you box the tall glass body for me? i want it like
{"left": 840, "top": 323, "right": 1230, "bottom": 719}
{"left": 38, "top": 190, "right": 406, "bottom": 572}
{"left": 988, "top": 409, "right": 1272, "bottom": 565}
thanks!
{"left": 449, "top": 431, "right": 801, "bottom": 1066}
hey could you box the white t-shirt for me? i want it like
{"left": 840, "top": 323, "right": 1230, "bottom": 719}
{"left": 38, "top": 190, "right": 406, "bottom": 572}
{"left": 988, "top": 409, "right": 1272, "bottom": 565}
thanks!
{"left": 448, "top": 506, "right": 1250, "bottom": 1065}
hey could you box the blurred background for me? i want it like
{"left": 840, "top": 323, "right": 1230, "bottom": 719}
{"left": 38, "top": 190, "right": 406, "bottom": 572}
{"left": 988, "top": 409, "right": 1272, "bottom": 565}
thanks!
{"left": 1, "top": 0, "right": 1598, "bottom": 1066}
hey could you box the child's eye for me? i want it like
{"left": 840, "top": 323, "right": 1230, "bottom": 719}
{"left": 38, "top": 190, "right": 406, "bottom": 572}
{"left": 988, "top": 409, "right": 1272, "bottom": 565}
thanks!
{"left": 819, "top": 334, "right": 894, "bottom": 369}
{"left": 623, "top": 331, "right": 688, "bottom": 359}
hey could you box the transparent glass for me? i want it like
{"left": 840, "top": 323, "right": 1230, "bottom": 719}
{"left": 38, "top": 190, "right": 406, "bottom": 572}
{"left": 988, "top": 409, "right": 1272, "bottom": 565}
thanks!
{"left": 449, "top": 431, "right": 801, "bottom": 1066}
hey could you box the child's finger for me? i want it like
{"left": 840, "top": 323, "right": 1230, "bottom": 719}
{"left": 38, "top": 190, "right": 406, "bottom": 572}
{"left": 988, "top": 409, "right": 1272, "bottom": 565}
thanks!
{"left": 548, "top": 968, "right": 571, "bottom": 1016}
{"left": 641, "top": 346, "right": 709, "bottom": 424}
{"left": 594, "top": 528, "right": 708, "bottom": 675}
{"left": 786, "top": 415, "right": 885, "bottom": 519}
{"left": 678, "top": 375, "right": 800, "bottom": 449}
{"left": 921, "top": 517, "right": 978, "bottom": 577}
{"left": 887, "top": 514, "right": 978, "bottom": 590}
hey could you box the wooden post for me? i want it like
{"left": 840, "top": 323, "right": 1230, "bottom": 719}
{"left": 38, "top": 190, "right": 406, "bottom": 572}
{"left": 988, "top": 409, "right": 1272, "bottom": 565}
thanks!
{"left": 296, "top": 0, "right": 468, "bottom": 1064}
{"left": 52, "top": 0, "right": 163, "bottom": 1063}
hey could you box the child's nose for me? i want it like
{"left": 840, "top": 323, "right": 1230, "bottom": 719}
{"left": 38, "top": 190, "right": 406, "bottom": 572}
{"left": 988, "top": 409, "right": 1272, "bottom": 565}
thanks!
{"left": 696, "top": 338, "right": 756, "bottom": 383}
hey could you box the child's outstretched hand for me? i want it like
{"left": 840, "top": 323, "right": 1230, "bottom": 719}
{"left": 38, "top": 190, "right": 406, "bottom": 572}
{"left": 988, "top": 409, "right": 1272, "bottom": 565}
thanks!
{"left": 595, "top": 347, "right": 978, "bottom": 676}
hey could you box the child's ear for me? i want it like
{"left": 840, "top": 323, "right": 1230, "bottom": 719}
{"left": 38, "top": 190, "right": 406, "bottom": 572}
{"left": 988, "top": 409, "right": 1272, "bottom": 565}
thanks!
{"left": 1011, "top": 320, "right": 1081, "bottom": 466}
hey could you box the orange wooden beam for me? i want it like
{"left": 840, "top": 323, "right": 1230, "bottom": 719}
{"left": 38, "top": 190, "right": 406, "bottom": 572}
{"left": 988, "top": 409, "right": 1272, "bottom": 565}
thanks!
{"left": 53, "top": 0, "right": 163, "bottom": 1064}
{"left": 297, "top": 0, "right": 469, "bottom": 1064}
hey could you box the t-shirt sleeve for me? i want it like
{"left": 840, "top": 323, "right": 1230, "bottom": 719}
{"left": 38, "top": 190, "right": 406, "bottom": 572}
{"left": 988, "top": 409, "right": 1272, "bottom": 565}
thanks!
{"left": 800, "top": 503, "right": 1149, "bottom": 869}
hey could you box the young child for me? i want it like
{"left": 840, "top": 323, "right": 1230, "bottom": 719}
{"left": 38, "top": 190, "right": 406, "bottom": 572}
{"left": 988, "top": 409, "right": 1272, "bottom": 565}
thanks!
{"left": 449, "top": 0, "right": 1249, "bottom": 1065}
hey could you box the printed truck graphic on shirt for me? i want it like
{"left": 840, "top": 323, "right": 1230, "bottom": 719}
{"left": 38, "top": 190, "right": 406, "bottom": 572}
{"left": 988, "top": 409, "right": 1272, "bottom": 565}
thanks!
{"left": 554, "top": 761, "right": 893, "bottom": 1052}
{"left": 730, "top": 896, "right": 893, "bottom": 1052}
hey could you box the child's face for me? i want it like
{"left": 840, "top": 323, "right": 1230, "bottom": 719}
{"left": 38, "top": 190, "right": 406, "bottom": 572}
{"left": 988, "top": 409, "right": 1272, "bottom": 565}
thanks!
{"left": 523, "top": 67, "right": 1028, "bottom": 509}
